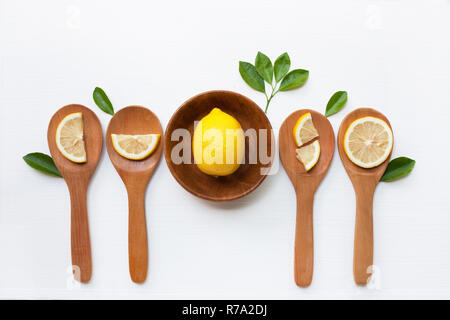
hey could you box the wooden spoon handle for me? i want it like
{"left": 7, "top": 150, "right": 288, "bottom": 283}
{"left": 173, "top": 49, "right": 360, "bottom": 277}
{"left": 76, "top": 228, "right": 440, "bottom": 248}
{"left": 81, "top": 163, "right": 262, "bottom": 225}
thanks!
{"left": 294, "top": 190, "right": 315, "bottom": 287}
{"left": 353, "top": 188, "right": 375, "bottom": 285}
{"left": 127, "top": 186, "right": 148, "bottom": 283}
{"left": 68, "top": 183, "right": 92, "bottom": 283}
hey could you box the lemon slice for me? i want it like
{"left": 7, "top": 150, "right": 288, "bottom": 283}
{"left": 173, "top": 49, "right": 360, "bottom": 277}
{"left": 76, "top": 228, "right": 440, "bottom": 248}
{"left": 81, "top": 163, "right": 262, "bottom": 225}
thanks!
{"left": 293, "top": 112, "right": 319, "bottom": 147}
{"left": 56, "top": 112, "right": 86, "bottom": 163}
{"left": 344, "top": 116, "right": 393, "bottom": 168}
{"left": 296, "top": 140, "right": 320, "bottom": 171}
{"left": 111, "top": 134, "right": 160, "bottom": 160}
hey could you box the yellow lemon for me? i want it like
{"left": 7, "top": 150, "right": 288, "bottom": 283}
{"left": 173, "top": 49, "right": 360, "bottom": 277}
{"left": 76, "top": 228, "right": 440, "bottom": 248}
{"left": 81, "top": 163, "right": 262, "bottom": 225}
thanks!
{"left": 193, "top": 108, "right": 244, "bottom": 176}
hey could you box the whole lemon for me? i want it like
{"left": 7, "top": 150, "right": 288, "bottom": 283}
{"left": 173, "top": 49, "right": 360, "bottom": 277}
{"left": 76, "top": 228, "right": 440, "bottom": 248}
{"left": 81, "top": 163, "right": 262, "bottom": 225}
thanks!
{"left": 193, "top": 108, "right": 244, "bottom": 176}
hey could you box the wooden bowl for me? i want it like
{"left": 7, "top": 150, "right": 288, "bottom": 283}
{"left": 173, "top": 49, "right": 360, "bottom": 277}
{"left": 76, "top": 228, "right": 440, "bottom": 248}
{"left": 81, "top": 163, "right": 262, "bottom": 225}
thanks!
{"left": 164, "top": 90, "right": 274, "bottom": 201}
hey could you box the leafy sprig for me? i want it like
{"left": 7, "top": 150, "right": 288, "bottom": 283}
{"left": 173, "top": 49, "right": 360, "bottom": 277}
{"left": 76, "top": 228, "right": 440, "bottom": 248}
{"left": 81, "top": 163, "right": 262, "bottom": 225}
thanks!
{"left": 239, "top": 52, "right": 309, "bottom": 113}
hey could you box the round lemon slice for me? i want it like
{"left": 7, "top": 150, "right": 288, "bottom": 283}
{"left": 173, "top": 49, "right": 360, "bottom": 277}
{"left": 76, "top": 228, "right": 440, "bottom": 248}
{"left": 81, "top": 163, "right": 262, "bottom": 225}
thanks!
{"left": 293, "top": 112, "right": 319, "bottom": 147}
{"left": 111, "top": 134, "right": 160, "bottom": 160}
{"left": 344, "top": 116, "right": 393, "bottom": 168}
{"left": 56, "top": 112, "right": 86, "bottom": 163}
{"left": 296, "top": 140, "right": 320, "bottom": 171}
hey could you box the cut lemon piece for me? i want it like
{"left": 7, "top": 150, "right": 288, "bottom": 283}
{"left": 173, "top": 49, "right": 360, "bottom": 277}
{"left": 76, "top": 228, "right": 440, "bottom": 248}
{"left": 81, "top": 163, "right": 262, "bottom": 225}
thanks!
{"left": 111, "top": 134, "right": 160, "bottom": 160}
{"left": 296, "top": 140, "right": 320, "bottom": 171}
{"left": 293, "top": 112, "right": 319, "bottom": 147}
{"left": 344, "top": 116, "right": 393, "bottom": 168}
{"left": 56, "top": 112, "right": 86, "bottom": 163}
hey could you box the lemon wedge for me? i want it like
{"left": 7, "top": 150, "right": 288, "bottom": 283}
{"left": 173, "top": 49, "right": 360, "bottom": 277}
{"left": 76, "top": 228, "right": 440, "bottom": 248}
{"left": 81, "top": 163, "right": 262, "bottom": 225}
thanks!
{"left": 296, "top": 140, "right": 320, "bottom": 171}
{"left": 293, "top": 112, "right": 319, "bottom": 147}
{"left": 56, "top": 112, "right": 86, "bottom": 163}
{"left": 344, "top": 116, "right": 393, "bottom": 168}
{"left": 111, "top": 134, "right": 160, "bottom": 160}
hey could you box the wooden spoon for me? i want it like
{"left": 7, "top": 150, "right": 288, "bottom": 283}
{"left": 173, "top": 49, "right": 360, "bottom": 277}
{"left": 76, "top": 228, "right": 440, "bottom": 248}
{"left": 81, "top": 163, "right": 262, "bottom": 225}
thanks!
{"left": 279, "top": 109, "right": 335, "bottom": 287}
{"left": 337, "top": 108, "right": 393, "bottom": 285}
{"left": 47, "top": 104, "right": 103, "bottom": 283}
{"left": 105, "top": 106, "right": 163, "bottom": 283}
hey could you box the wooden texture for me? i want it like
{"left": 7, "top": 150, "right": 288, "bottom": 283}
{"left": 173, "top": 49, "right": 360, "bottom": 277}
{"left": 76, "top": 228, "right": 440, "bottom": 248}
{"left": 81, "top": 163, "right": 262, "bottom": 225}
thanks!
{"left": 47, "top": 104, "right": 103, "bottom": 283}
{"left": 279, "top": 109, "right": 335, "bottom": 287}
{"left": 337, "top": 108, "right": 394, "bottom": 285}
{"left": 164, "top": 90, "right": 274, "bottom": 201}
{"left": 105, "top": 106, "right": 163, "bottom": 283}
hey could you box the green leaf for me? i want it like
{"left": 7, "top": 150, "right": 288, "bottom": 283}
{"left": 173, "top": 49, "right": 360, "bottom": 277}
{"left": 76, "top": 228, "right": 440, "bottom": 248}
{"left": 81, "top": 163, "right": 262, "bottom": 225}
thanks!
{"left": 93, "top": 87, "right": 114, "bottom": 115}
{"left": 381, "top": 157, "right": 416, "bottom": 182}
{"left": 23, "top": 152, "right": 62, "bottom": 177}
{"left": 325, "top": 91, "right": 348, "bottom": 117}
{"left": 239, "top": 61, "right": 265, "bottom": 93}
{"left": 274, "top": 52, "right": 291, "bottom": 82}
{"left": 278, "top": 69, "right": 309, "bottom": 91}
{"left": 255, "top": 51, "right": 273, "bottom": 84}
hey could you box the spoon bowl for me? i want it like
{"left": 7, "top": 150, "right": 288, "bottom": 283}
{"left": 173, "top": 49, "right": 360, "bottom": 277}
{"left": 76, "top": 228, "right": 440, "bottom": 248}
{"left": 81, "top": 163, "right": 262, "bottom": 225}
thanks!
{"left": 106, "top": 106, "right": 163, "bottom": 283}
{"left": 337, "top": 108, "right": 393, "bottom": 285}
{"left": 279, "top": 109, "right": 335, "bottom": 287}
{"left": 47, "top": 104, "right": 103, "bottom": 283}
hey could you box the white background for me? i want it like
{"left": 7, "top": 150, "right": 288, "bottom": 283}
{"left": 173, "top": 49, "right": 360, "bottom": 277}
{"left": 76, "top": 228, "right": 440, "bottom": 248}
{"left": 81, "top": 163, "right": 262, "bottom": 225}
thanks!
{"left": 0, "top": 0, "right": 449, "bottom": 299}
